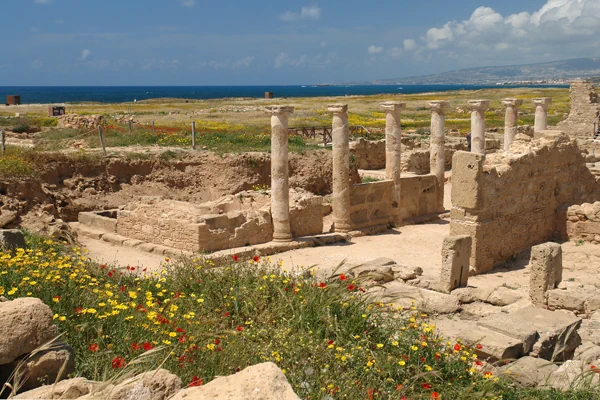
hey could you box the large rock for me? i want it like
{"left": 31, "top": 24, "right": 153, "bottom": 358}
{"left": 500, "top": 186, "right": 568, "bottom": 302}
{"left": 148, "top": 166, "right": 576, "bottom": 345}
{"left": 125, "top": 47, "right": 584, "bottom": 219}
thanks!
{"left": 478, "top": 307, "right": 582, "bottom": 361}
{"left": 0, "top": 298, "right": 57, "bottom": 364}
{"left": 170, "top": 362, "right": 300, "bottom": 400}
{"left": 498, "top": 356, "right": 558, "bottom": 388}
{"left": 81, "top": 368, "right": 181, "bottom": 400}
{"left": 486, "top": 286, "right": 522, "bottom": 306}
{"left": 14, "top": 377, "right": 95, "bottom": 399}
{"left": 547, "top": 289, "right": 587, "bottom": 312}
{"left": 549, "top": 360, "right": 599, "bottom": 391}
{"left": 0, "top": 229, "right": 26, "bottom": 251}
{"left": 579, "top": 319, "right": 600, "bottom": 346}
{"left": 12, "top": 341, "right": 75, "bottom": 393}
{"left": 373, "top": 281, "right": 460, "bottom": 314}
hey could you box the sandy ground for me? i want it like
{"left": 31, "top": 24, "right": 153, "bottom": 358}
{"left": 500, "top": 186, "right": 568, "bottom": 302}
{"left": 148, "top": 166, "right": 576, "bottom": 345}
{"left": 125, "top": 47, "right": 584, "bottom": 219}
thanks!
{"left": 79, "top": 235, "right": 168, "bottom": 271}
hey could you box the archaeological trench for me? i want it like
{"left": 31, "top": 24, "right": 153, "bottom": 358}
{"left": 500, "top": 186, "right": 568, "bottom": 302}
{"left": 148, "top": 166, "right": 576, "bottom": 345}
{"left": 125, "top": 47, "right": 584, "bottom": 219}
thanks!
{"left": 2, "top": 80, "right": 600, "bottom": 391}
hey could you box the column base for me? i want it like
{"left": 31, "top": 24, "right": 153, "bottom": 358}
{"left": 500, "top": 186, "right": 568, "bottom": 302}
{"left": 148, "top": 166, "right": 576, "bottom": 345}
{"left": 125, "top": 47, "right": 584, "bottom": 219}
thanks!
{"left": 333, "top": 221, "right": 353, "bottom": 233}
{"left": 272, "top": 234, "right": 293, "bottom": 243}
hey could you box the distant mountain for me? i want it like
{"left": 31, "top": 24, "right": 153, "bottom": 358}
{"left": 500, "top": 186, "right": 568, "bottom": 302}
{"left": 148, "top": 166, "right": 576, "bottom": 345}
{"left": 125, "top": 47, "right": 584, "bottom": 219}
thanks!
{"left": 370, "top": 58, "right": 600, "bottom": 85}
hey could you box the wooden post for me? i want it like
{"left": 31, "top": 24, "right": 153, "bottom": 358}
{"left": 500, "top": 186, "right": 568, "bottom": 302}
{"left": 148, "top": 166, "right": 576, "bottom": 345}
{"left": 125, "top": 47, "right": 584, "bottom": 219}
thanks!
{"left": 192, "top": 121, "right": 196, "bottom": 150}
{"left": 98, "top": 126, "right": 106, "bottom": 156}
{"left": 1, "top": 130, "right": 5, "bottom": 154}
{"left": 152, "top": 120, "right": 155, "bottom": 135}
{"left": 128, "top": 120, "right": 133, "bottom": 133}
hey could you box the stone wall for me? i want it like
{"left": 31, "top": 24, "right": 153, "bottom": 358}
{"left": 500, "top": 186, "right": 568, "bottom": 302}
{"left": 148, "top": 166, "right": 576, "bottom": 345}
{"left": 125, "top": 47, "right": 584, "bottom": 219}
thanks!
{"left": 57, "top": 114, "right": 104, "bottom": 130}
{"left": 400, "top": 174, "right": 440, "bottom": 221}
{"left": 115, "top": 189, "right": 323, "bottom": 253}
{"left": 557, "top": 81, "right": 600, "bottom": 137}
{"left": 349, "top": 138, "right": 385, "bottom": 170}
{"left": 349, "top": 181, "right": 394, "bottom": 230}
{"left": 450, "top": 131, "right": 600, "bottom": 274}
{"left": 565, "top": 202, "right": 600, "bottom": 243}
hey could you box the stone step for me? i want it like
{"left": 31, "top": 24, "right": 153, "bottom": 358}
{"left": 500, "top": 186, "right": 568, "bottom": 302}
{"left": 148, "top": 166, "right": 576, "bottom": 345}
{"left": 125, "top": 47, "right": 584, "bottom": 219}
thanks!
{"left": 434, "top": 318, "right": 527, "bottom": 362}
{"left": 70, "top": 222, "right": 108, "bottom": 240}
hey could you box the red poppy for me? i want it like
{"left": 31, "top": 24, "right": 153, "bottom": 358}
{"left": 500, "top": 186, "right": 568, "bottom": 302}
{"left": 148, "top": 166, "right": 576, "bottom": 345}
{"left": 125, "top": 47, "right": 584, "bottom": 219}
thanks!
{"left": 88, "top": 343, "right": 99, "bottom": 353}
{"left": 174, "top": 292, "right": 181, "bottom": 299}
{"left": 431, "top": 392, "right": 440, "bottom": 399}
{"left": 422, "top": 383, "right": 433, "bottom": 389}
{"left": 189, "top": 376, "right": 203, "bottom": 387}
{"left": 101, "top": 264, "right": 107, "bottom": 269}
{"left": 454, "top": 343, "right": 461, "bottom": 352}
{"left": 176, "top": 327, "right": 186, "bottom": 333}
{"left": 253, "top": 255, "right": 260, "bottom": 262}
{"left": 131, "top": 342, "right": 141, "bottom": 351}
{"left": 339, "top": 274, "right": 347, "bottom": 281}
{"left": 236, "top": 326, "right": 244, "bottom": 332}
{"left": 347, "top": 284, "right": 356, "bottom": 291}
{"left": 120, "top": 285, "right": 126, "bottom": 293}
{"left": 476, "top": 344, "right": 483, "bottom": 350}
{"left": 108, "top": 271, "right": 113, "bottom": 277}
{"left": 328, "top": 340, "right": 334, "bottom": 345}
{"left": 318, "top": 282, "right": 327, "bottom": 288}
{"left": 178, "top": 336, "right": 187, "bottom": 343}
{"left": 111, "top": 356, "right": 126, "bottom": 369}
{"left": 214, "top": 338, "right": 221, "bottom": 345}
{"left": 143, "top": 342, "right": 155, "bottom": 351}
{"left": 224, "top": 312, "right": 231, "bottom": 317}
{"left": 475, "top": 360, "right": 483, "bottom": 366}
{"left": 74, "top": 307, "right": 83, "bottom": 314}
{"left": 232, "top": 254, "right": 239, "bottom": 262}
{"left": 395, "top": 384, "right": 403, "bottom": 391}
{"left": 401, "top": 397, "right": 407, "bottom": 400}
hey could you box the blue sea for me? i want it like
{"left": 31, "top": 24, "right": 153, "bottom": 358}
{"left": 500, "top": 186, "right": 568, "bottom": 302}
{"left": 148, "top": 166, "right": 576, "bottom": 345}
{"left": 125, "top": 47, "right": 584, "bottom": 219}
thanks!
{"left": 0, "top": 85, "right": 567, "bottom": 104}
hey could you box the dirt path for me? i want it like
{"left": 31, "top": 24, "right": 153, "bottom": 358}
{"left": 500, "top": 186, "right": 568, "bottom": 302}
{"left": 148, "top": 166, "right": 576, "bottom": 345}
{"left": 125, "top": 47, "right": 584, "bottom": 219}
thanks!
{"left": 80, "top": 236, "right": 167, "bottom": 271}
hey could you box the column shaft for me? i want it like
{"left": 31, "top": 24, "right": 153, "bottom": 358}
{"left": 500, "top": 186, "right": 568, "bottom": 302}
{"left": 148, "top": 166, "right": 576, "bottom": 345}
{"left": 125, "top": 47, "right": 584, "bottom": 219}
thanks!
{"left": 533, "top": 98, "right": 552, "bottom": 133}
{"left": 330, "top": 105, "right": 352, "bottom": 233}
{"left": 468, "top": 100, "right": 489, "bottom": 155}
{"left": 428, "top": 100, "right": 449, "bottom": 212}
{"left": 503, "top": 98, "right": 522, "bottom": 152}
{"left": 381, "top": 101, "right": 405, "bottom": 224}
{"left": 266, "top": 106, "right": 294, "bottom": 242}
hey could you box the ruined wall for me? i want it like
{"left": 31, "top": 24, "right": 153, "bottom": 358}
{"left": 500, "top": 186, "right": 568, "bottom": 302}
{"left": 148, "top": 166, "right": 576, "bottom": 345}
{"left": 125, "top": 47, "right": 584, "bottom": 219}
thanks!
{"left": 400, "top": 174, "right": 440, "bottom": 222}
{"left": 557, "top": 81, "right": 600, "bottom": 137}
{"left": 350, "top": 139, "right": 386, "bottom": 170}
{"left": 565, "top": 202, "right": 600, "bottom": 243}
{"left": 450, "top": 131, "right": 600, "bottom": 274}
{"left": 350, "top": 181, "right": 394, "bottom": 230}
{"left": 57, "top": 114, "right": 104, "bottom": 130}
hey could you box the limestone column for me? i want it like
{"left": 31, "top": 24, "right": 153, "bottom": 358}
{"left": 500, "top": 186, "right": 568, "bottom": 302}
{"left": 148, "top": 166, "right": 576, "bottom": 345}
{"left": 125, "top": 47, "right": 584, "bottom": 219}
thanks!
{"left": 329, "top": 104, "right": 352, "bottom": 233}
{"left": 265, "top": 106, "right": 294, "bottom": 242}
{"left": 502, "top": 98, "right": 522, "bottom": 152}
{"left": 428, "top": 100, "right": 449, "bottom": 211}
{"left": 533, "top": 98, "right": 552, "bottom": 133}
{"left": 468, "top": 100, "right": 489, "bottom": 155}
{"left": 380, "top": 101, "right": 405, "bottom": 224}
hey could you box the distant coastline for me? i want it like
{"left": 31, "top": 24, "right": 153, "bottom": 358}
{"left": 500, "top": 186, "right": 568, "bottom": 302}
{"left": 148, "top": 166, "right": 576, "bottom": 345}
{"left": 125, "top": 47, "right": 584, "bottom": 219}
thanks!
{"left": 0, "top": 84, "right": 569, "bottom": 105}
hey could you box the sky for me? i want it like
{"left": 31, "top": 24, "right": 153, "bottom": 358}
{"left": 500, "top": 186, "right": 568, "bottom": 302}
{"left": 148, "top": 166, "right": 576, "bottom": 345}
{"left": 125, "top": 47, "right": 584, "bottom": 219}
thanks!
{"left": 0, "top": 0, "right": 599, "bottom": 86}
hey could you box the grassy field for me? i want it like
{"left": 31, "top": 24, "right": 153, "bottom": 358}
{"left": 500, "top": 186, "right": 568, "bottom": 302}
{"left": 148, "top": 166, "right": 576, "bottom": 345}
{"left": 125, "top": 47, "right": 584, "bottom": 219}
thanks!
{"left": 0, "top": 87, "right": 570, "bottom": 152}
{"left": 0, "top": 236, "right": 598, "bottom": 399}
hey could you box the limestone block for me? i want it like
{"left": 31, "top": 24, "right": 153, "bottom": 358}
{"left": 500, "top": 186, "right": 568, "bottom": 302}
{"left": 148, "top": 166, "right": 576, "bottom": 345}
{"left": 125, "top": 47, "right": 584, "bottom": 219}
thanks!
{"left": 578, "top": 319, "right": 600, "bottom": 346}
{"left": 0, "top": 298, "right": 57, "bottom": 365}
{"left": 585, "top": 295, "right": 600, "bottom": 315}
{"left": 574, "top": 341, "right": 600, "bottom": 367}
{"left": 499, "top": 356, "right": 558, "bottom": 388}
{"left": 170, "top": 362, "right": 300, "bottom": 400}
{"left": 460, "top": 302, "right": 502, "bottom": 318}
{"left": 547, "top": 289, "right": 587, "bottom": 312}
{"left": 14, "top": 377, "right": 95, "bottom": 399}
{"left": 374, "top": 281, "right": 460, "bottom": 314}
{"left": 439, "top": 235, "right": 471, "bottom": 293}
{"left": 529, "top": 243, "right": 563, "bottom": 307}
{"left": 451, "top": 152, "right": 484, "bottom": 210}
{"left": 478, "top": 307, "right": 582, "bottom": 361}
{"left": 0, "top": 229, "right": 26, "bottom": 251}
{"left": 486, "top": 286, "right": 522, "bottom": 306}
{"left": 549, "top": 360, "right": 599, "bottom": 391}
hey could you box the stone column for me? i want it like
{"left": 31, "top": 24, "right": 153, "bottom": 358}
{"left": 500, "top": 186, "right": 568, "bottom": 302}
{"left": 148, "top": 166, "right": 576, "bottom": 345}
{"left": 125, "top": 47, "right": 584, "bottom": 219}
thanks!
{"left": 533, "top": 98, "right": 552, "bottom": 134}
{"left": 329, "top": 104, "right": 352, "bottom": 233}
{"left": 428, "top": 100, "right": 449, "bottom": 211}
{"left": 502, "top": 98, "right": 522, "bottom": 152}
{"left": 468, "top": 100, "right": 489, "bottom": 155}
{"left": 380, "top": 101, "right": 405, "bottom": 224}
{"left": 265, "top": 106, "right": 294, "bottom": 242}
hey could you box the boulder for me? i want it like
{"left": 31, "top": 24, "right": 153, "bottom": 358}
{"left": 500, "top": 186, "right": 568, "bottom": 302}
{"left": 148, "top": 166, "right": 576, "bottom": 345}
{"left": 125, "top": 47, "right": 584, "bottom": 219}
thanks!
{"left": 451, "top": 287, "right": 494, "bottom": 304}
{"left": 486, "top": 286, "right": 522, "bottom": 306}
{"left": 0, "top": 229, "right": 26, "bottom": 251}
{"left": 460, "top": 302, "right": 502, "bottom": 318}
{"left": 547, "top": 289, "right": 587, "bottom": 312}
{"left": 12, "top": 341, "right": 75, "bottom": 393}
{"left": 14, "top": 377, "right": 95, "bottom": 399}
{"left": 573, "top": 342, "right": 600, "bottom": 367}
{"left": 549, "top": 360, "right": 599, "bottom": 391}
{"left": 82, "top": 369, "right": 182, "bottom": 400}
{"left": 0, "top": 298, "right": 57, "bottom": 364}
{"left": 498, "top": 356, "right": 558, "bottom": 387}
{"left": 579, "top": 319, "right": 600, "bottom": 346}
{"left": 374, "top": 281, "right": 460, "bottom": 314}
{"left": 170, "top": 362, "right": 300, "bottom": 400}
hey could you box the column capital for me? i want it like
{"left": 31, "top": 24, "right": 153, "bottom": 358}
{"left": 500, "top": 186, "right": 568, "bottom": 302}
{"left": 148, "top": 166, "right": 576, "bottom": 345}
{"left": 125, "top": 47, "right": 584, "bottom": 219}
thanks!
{"left": 502, "top": 98, "right": 523, "bottom": 107}
{"left": 328, "top": 104, "right": 348, "bottom": 114}
{"left": 380, "top": 101, "right": 406, "bottom": 112}
{"left": 467, "top": 100, "right": 490, "bottom": 111}
{"left": 533, "top": 98, "right": 552, "bottom": 106}
{"left": 427, "top": 100, "right": 450, "bottom": 113}
{"left": 264, "top": 105, "right": 294, "bottom": 115}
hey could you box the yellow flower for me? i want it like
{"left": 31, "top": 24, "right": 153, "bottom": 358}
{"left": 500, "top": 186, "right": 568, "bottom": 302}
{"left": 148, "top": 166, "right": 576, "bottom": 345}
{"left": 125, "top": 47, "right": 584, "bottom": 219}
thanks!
{"left": 128, "top": 291, "right": 137, "bottom": 300}
{"left": 398, "top": 360, "right": 406, "bottom": 366}
{"left": 169, "top": 332, "right": 177, "bottom": 338}
{"left": 411, "top": 345, "right": 418, "bottom": 351}
{"left": 376, "top": 343, "right": 384, "bottom": 349}
{"left": 392, "top": 341, "right": 399, "bottom": 346}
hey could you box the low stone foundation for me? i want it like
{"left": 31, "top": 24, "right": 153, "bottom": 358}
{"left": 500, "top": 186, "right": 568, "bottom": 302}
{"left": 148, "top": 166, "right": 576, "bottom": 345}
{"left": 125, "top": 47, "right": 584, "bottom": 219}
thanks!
{"left": 565, "top": 202, "right": 600, "bottom": 243}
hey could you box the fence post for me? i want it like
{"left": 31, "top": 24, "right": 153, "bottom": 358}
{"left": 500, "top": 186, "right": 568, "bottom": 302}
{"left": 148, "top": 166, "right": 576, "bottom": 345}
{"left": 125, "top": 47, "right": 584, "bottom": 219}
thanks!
{"left": 1, "top": 130, "right": 5, "bottom": 154}
{"left": 152, "top": 120, "right": 155, "bottom": 135}
{"left": 192, "top": 121, "right": 196, "bottom": 150}
{"left": 128, "top": 119, "right": 133, "bottom": 133}
{"left": 98, "top": 126, "right": 107, "bottom": 156}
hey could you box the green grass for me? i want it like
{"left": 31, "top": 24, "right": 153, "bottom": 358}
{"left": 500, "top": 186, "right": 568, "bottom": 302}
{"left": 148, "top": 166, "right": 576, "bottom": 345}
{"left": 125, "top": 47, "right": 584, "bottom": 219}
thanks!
{"left": 0, "top": 237, "right": 598, "bottom": 399}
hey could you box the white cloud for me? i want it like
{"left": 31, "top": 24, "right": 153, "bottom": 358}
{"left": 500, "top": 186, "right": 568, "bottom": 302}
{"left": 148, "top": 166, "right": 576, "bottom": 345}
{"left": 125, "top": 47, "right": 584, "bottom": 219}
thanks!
{"left": 279, "top": 5, "right": 321, "bottom": 21}
{"left": 273, "top": 52, "right": 336, "bottom": 69}
{"left": 405, "top": 0, "right": 600, "bottom": 65}
{"left": 34, "top": 0, "right": 52, "bottom": 4}
{"left": 387, "top": 47, "right": 403, "bottom": 59}
{"left": 368, "top": 45, "right": 383, "bottom": 55}
{"left": 231, "top": 56, "right": 255, "bottom": 69}
{"left": 403, "top": 39, "right": 416, "bottom": 51}
{"left": 179, "top": 0, "right": 195, "bottom": 8}
{"left": 274, "top": 52, "right": 307, "bottom": 68}
{"left": 31, "top": 60, "right": 43, "bottom": 69}
{"left": 81, "top": 49, "right": 91, "bottom": 61}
